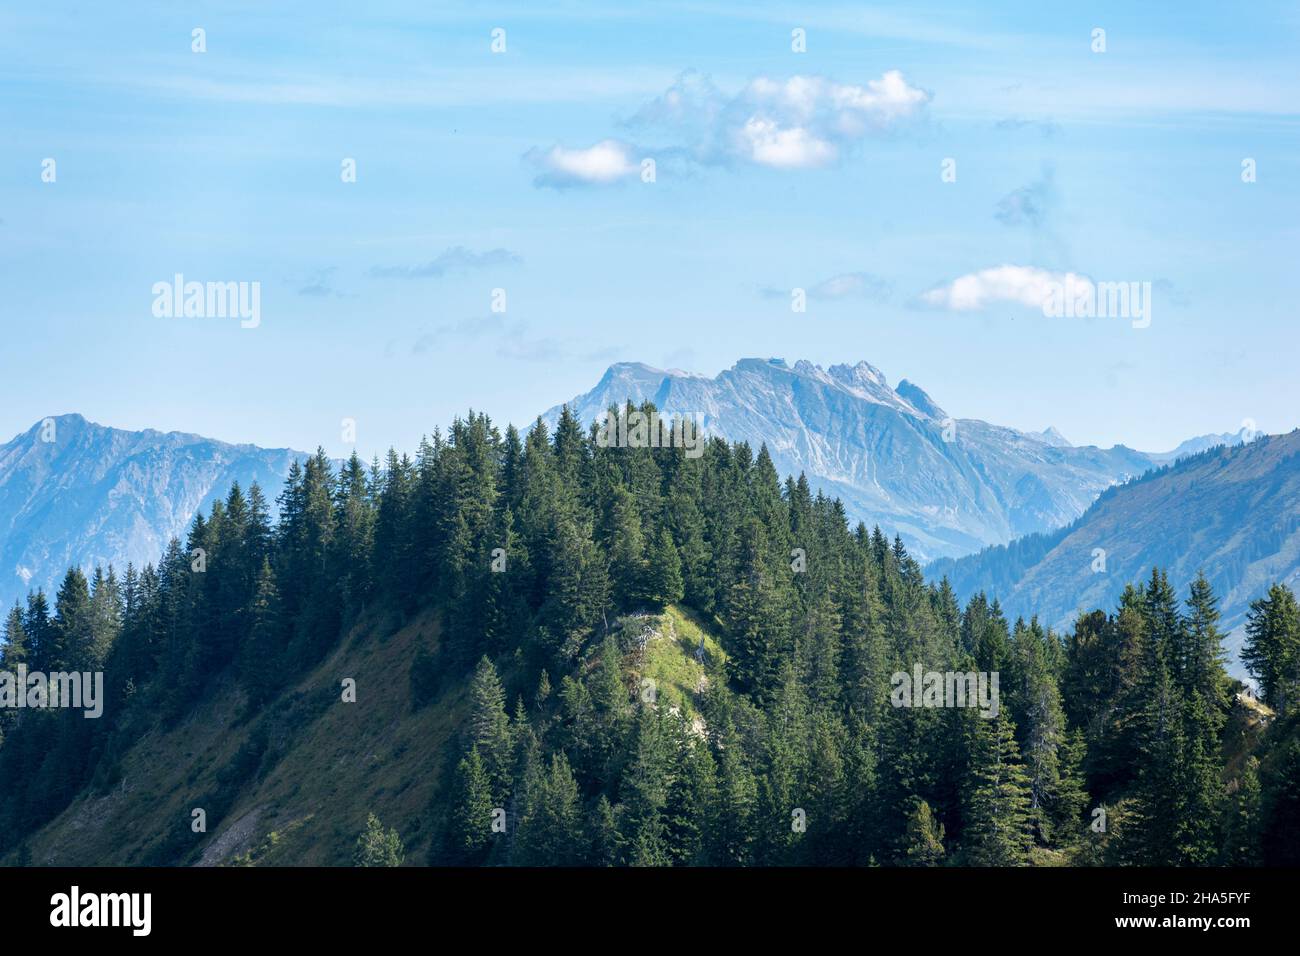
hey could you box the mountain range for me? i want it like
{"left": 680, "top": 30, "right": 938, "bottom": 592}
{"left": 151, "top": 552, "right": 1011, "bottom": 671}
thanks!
{"left": 928, "top": 429, "right": 1300, "bottom": 676}
{"left": 0, "top": 414, "right": 304, "bottom": 610}
{"left": 544, "top": 358, "right": 1242, "bottom": 561}
{"left": 0, "top": 359, "right": 1259, "bottom": 624}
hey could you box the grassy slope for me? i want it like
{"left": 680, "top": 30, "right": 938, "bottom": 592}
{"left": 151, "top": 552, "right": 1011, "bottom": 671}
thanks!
{"left": 15, "top": 601, "right": 1271, "bottom": 867}
{"left": 12, "top": 604, "right": 722, "bottom": 867}
{"left": 632, "top": 605, "right": 727, "bottom": 719}
{"left": 12, "top": 606, "right": 463, "bottom": 866}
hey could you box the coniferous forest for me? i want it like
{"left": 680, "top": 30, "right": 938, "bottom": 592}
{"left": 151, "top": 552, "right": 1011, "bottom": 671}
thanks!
{"left": 2, "top": 404, "right": 1298, "bottom": 867}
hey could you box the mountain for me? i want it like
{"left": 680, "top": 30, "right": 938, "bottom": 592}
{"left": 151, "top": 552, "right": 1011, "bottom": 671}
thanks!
{"left": 544, "top": 358, "right": 1160, "bottom": 561}
{"left": 927, "top": 430, "right": 1300, "bottom": 675}
{"left": 1149, "top": 427, "right": 1250, "bottom": 463}
{"left": 0, "top": 414, "right": 305, "bottom": 609}
{"left": 5, "top": 406, "right": 1292, "bottom": 870}
{"left": 1028, "top": 426, "right": 1072, "bottom": 448}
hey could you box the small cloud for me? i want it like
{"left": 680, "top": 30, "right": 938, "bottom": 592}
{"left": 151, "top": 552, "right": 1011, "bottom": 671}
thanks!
{"left": 810, "top": 272, "right": 891, "bottom": 301}
{"left": 412, "top": 314, "right": 514, "bottom": 354}
{"left": 1153, "top": 278, "right": 1191, "bottom": 307}
{"left": 527, "top": 139, "right": 641, "bottom": 188}
{"left": 369, "top": 246, "right": 521, "bottom": 279}
{"left": 994, "top": 117, "right": 1061, "bottom": 138}
{"left": 919, "top": 265, "right": 1089, "bottom": 312}
{"left": 762, "top": 271, "right": 891, "bottom": 302}
{"left": 995, "top": 168, "right": 1057, "bottom": 228}
{"left": 496, "top": 336, "right": 567, "bottom": 362}
{"left": 405, "top": 314, "right": 613, "bottom": 365}
{"left": 296, "top": 267, "right": 345, "bottom": 297}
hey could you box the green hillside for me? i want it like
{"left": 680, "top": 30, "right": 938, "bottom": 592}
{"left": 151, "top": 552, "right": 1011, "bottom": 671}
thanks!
{"left": 7, "top": 603, "right": 721, "bottom": 867}
{"left": 3, "top": 407, "right": 1298, "bottom": 867}
{"left": 929, "top": 430, "right": 1300, "bottom": 669}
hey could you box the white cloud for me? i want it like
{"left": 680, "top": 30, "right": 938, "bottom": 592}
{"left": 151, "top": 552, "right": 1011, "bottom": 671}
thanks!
{"left": 722, "top": 71, "right": 930, "bottom": 169}
{"left": 739, "top": 117, "right": 836, "bottom": 169}
{"left": 528, "top": 139, "right": 639, "bottom": 188}
{"left": 369, "top": 246, "right": 521, "bottom": 279}
{"left": 763, "top": 271, "right": 890, "bottom": 301}
{"left": 811, "top": 272, "right": 890, "bottom": 300}
{"left": 537, "top": 69, "right": 930, "bottom": 183}
{"left": 920, "top": 265, "right": 1091, "bottom": 311}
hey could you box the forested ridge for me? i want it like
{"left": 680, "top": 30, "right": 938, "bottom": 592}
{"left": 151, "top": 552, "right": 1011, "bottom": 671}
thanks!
{"left": 1, "top": 404, "right": 1298, "bottom": 866}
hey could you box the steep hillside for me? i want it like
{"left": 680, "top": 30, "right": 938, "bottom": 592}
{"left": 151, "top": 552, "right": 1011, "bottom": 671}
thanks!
{"left": 0, "top": 414, "right": 304, "bottom": 609}
{"left": 5, "top": 410, "right": 1293, "bottom": 870}
{"left": 8, "top": 604, "right": 722, "bottom": 867}
{"left": 929, "top": 430, "right": 1300, "bottom": 672}
{"left": 545, "top": 358, "right": 1158, "bottom": 561}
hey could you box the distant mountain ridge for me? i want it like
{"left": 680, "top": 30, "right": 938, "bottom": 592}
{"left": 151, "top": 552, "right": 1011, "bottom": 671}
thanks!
{"left": 0, "top": 414, "right": 305, "bottom": 609}
{"left": 0, "top": 366, "right": 1257, "bottom": 610}
{"left": 927, "top": 430, "right": 1300, "bottom": 676}
{"left": 545, "top": 357, "right": 1210, "bottom": 561}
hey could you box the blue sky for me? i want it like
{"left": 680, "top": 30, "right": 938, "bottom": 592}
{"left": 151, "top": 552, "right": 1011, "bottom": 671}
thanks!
{"left": 2, "top": 1, "right": 1298, "bottom": 461}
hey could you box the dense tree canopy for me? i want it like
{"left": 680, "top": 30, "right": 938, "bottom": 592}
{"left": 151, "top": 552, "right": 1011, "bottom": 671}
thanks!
{"left": 0, "top": 403, "right": 1293, "bottom": 866}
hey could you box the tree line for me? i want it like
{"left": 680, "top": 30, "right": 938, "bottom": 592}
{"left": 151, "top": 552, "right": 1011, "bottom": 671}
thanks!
{"left": 1, "top": 403, "right": 1297, "bottom": 865}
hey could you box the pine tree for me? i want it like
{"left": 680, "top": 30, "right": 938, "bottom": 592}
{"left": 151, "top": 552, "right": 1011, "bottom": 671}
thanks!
{"left": 468, "top": 656, "right": 512, "bottom": 796}
{"left": 620, "top": 709, "right": 673, "bottom": 866}
{"left": 962, "top": 711, "right": 1034, "bottom": 866}
{"left": 239, "top": 559, "right": 283, "bottom": 708}
{"left": 514, "top": 752, "right": 583, "bottom": 866}
{"left": 1049, "top": 729, "right": 1090, "bottom": 846}
{"left": 1181, "top": 572, "right": 1230, "bottom": 721}
{"left": 452, "top": 750, "right": 495, "bottom": 862}
{"left": 51, "top": 568, "right": 93, "bottom": 671}
{"left": 1243, "top": 583, "right": 1300, "bottom": 716}
{"left": 354, "top": 813, "right": 404, "bottom": 866}
{"left": 644, "top": 527, "right": 684, "bottom": 610}
{"left": 87, "top": 566, "right": 122, "bottom": 668}
{"left": 665, "top": 728, "right": 720, "bottom": 866}
{"left": 22, "top": 591, "right": 53, "bottom": 672}
{"left": 1220, "top": 756, "right": 1262, "bottom": 866}
{"left": 902, "top": 798, "right": 946, "bottom": 866}
{"left": 589, "top": 794, "right": 623, "bottom": 866}
{"left": 1, "top": 603, "right": 29, "bottom": 668}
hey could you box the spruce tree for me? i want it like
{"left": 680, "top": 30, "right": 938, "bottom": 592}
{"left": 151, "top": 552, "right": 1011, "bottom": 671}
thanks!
{"left": 468, "top": 656, "right": 512, "bottom": 797}
{"left": 451, "top": 750, "right": 495, "bottom": 863}
{"left": 644, "top": 527, "right": 684, "bottom": 610}
{"left": 962, "top": 711, "right": 1034, "bottom": 866}
{"left": 354, "top": 813, "right": 404, "bottom": 866}
{"left": 902, "top": 798, "right": 946, "bottom": 866}
{"left": 1220, "top": 756, "right": 1262, "bottom": 866}
{"left": 1243, "top": 583, "right": 1300, "bottom": 716}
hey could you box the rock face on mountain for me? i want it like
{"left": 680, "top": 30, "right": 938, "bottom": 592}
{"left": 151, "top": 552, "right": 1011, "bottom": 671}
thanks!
{"left": 927, "top": 431, "right": 1300, "bottom": 675}
{"left": 0, "top": 414, "right": 304, "bottom": 609}
{"left": 545, "top": 358, "right": 1158, "bottom": 560}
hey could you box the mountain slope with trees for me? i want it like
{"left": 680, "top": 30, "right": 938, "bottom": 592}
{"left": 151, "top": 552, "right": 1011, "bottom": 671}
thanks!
{"left": 545, "top": 358, "right": 1166, "bottom": 561}
{"left": 928, "top": 431, "right": 1300, "bottom": 674}
{"left": 1, "top": 405, "right": 1296, "bottom": 867}
{"left": 0, "top": 413, "right": 304, "bottom": 610}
